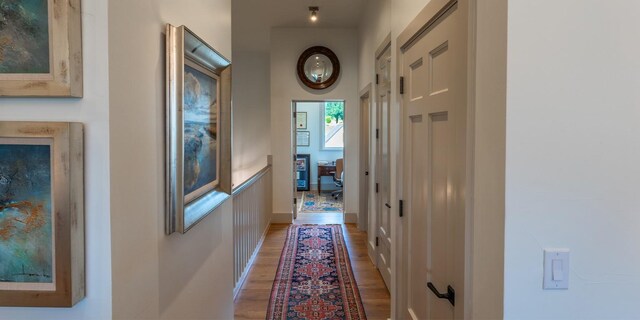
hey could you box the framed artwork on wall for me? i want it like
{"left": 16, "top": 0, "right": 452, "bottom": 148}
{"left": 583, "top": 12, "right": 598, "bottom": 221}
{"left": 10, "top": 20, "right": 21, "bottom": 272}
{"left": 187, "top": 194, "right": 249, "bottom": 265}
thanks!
{"left": 296, "top": 112, "right": 308, "bottom": 129}
{"left": 166, "top": 24, "right": 232, "bottom": 234}
{"left": 297, "top": 130, "right": 310, "bottom": 147}
{"left": 296, "top": 154, "right": 311, "bottom": 191}
{"left": 0, "top": 0, "right": 83, "bottom": 97}
{"left": 0, "top": 121, "right": 84, "bottom": 307}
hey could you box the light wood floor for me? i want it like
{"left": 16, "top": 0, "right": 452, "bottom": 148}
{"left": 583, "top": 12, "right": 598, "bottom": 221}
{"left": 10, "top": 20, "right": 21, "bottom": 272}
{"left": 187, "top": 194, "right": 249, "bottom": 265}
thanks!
{"left": 234, "top": 222, "right": 391, "bottom": 320}
{"left": 295, "top": 212, "right": 344, "bottom": 224}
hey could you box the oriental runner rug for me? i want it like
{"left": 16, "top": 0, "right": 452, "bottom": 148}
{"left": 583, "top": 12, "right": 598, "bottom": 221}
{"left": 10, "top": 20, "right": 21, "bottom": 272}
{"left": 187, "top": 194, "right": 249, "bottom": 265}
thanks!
{"left": 267, "top": 225, "right": 367, "bottom": 320}
{"left": 300, "top": 192, "right": 344, "bottom": 213}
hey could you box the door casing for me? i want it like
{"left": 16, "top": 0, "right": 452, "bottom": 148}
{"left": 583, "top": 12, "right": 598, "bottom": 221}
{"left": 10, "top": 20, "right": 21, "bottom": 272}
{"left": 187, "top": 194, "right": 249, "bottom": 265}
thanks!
{"left": 359, "top": 85, "right": 372, "bottom": 232}
{"left": 291, "top": 100, "right": 348, "bottom": 223}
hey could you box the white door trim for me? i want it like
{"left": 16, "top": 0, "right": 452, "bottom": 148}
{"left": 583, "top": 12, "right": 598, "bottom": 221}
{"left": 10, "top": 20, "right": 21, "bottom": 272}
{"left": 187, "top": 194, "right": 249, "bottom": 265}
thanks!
{"left": 359, "top": 84, "right": 372, "bottom": 233}
{"left": 291, "top": 100, "right": 348, "bottom": 223}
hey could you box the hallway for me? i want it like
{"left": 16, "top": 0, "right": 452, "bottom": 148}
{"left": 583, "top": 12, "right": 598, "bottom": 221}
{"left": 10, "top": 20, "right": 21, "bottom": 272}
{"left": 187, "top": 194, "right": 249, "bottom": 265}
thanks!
{"left": 234, "top": 223, "right": 390, "bottom": 319}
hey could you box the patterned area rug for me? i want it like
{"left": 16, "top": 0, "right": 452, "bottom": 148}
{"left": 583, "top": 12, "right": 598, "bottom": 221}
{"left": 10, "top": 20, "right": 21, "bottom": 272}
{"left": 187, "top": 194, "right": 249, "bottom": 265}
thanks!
{"left": 300, "top": 192, "right": 343, "bottom": 213}
{"left": 267, "top": 225, "right": 367, "bottom": 320}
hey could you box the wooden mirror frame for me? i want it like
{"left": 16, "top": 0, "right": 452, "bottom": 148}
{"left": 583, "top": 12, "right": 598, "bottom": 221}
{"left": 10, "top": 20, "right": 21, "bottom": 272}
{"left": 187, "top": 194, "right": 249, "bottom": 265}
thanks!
{"left": 296, "top": 46, "right": 341, "bottom": 90}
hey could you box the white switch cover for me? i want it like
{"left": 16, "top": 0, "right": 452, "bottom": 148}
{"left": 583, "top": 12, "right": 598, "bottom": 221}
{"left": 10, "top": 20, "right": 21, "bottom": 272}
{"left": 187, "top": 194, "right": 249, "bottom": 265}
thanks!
{"left": 543, "top": 249, "right": 569, "bottom": 289}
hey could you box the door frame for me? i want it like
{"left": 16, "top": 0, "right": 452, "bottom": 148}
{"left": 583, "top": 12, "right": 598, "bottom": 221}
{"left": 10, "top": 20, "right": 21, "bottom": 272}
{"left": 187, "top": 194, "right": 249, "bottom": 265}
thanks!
{"left": 291, "top": 99, "right": 348, "bottom": 222}
{"left": 366, "top": 35, "right": 393, "bottom": 283}
{"left": 393, "top": 0, "right": 507, "bottom": 319}
{"left": 359, "top": 84, "right": 372, "bottom": 232}
{"left": 291, "top": 102, "right": 298, "bottom": 220}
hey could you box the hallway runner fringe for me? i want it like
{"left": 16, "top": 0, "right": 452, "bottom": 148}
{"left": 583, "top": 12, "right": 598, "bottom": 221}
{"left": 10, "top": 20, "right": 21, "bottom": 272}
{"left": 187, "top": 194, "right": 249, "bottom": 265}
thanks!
{"left": 267, "top": 225, "right": 367, "bottom": 320}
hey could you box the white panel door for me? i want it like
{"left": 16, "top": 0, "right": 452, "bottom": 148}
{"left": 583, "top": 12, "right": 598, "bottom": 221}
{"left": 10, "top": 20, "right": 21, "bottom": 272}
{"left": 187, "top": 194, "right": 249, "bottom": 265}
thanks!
{"left": 401, "top": 1, "right": 467, "bottom": 319}
{"left": 376, "top": 44, "right": 392, "bottom": 289}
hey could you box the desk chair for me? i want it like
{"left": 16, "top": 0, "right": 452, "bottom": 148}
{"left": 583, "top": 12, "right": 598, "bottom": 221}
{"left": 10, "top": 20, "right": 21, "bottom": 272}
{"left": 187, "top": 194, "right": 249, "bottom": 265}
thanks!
{"left": 331, "top": 158, "right": 344, "bottom": 200}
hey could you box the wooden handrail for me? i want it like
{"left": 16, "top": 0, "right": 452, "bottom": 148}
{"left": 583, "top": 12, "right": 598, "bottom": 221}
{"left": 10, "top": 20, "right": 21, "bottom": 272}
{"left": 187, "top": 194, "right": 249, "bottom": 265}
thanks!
{"left": 232, "top": 165, "right": 272, "bottom": 196}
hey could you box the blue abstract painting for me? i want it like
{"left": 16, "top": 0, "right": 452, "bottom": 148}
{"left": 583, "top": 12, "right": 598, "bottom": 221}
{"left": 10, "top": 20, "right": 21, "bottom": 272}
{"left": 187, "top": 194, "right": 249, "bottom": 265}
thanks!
{"left": 0, "top": 143, "right": 53, "bottom": 285}
{"left": 0, "top": 0, "right": 51, "bottom": 74}
{"left": 183, "top": 63, "right": 218, "bottom": 200}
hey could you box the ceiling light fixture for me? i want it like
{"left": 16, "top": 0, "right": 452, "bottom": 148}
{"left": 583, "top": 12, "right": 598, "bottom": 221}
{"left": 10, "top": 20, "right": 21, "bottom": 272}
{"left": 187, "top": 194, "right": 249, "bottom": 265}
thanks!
{"left": 309, "top": 6, "right": 319, "bottom": 22}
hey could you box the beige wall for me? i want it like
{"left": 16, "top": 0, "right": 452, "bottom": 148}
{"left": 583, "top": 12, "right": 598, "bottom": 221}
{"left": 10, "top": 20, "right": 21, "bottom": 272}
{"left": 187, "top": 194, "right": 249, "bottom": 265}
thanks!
{"left": 231, "top": 0, "right": 272, "bottom": 185}
{"left": 0, "top": 0, "right": 112, "bottom": 318}
{"left": 108, "top": 0, "right": 234, "bottom": 319}
{"left": 231, "top": 51, "right": 271, "bottom": 185}
{"left": 270, "top": 28, "right": 359, "bottom": 222}
{"left": 505, "top": 0, "right": 640, "bottom": 318}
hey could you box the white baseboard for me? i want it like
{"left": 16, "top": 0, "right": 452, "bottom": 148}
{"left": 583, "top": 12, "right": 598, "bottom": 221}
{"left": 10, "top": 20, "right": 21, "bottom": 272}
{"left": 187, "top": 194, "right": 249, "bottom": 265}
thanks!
{"left": 345, "top": 212, "right": 358, "bottom": 223}
{"left": 233, "top": 218, "right": 272, "bottom": 301}
{"left": 271, "top": 212, "right": 293, "bottom": 224}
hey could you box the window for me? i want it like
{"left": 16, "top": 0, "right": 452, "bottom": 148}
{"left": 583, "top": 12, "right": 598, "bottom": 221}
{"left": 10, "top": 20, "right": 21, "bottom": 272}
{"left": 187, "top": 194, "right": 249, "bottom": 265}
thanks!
{"left": 321, "top": 101, "right": 344, "bottom": 150}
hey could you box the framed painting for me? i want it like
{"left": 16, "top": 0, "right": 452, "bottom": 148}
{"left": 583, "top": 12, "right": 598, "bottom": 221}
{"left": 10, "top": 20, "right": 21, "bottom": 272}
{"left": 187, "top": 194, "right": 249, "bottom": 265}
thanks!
{"left": 0, "top": 0, "right": 83, "bottom": 97}
{"left": 297, "top": 130, "right": 310, "bottom": 147}
{"left": 166, "top": 24, "right": 232, "bottom": 234}
{"left": 0, "top": 121, "right": 84, "bottom": 307}
{"left": 296, "top": 154, "right": 311, "bottom": 191}
{"left": 296, "top": 112, "right": 307, "bottom": 129}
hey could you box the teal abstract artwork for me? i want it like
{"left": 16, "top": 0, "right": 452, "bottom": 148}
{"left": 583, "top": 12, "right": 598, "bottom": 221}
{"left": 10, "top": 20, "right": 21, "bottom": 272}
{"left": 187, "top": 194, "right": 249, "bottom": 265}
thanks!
{"left": 0, "top": 0, "right": 51, "bottom": 74}
{"left": 0, "top": 143, "right": 53, "bottom": 285}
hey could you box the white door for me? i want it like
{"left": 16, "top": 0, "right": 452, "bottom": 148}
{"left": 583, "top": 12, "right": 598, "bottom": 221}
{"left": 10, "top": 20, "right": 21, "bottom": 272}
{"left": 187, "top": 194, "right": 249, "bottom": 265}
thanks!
{"left": 359, "top": 93, "right": 371, "bottom": 232}
{"left": 375, "top": 44, "right": 392, "bottom": 288}
{"left": 401, "top": 1, "right": 467, "bottom": 319}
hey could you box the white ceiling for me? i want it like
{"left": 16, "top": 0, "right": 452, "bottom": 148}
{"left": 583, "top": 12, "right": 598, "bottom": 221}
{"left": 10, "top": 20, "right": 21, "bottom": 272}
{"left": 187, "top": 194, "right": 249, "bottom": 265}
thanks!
{"left": 233, "top": 0, "right": 367, "bottom": 52}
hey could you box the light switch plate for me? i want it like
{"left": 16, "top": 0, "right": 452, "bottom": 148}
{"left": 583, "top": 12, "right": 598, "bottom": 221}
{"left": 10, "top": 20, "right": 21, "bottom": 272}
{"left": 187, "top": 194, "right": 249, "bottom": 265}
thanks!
{"left": 543, "top": 249, "right": 569, "bottom": 289}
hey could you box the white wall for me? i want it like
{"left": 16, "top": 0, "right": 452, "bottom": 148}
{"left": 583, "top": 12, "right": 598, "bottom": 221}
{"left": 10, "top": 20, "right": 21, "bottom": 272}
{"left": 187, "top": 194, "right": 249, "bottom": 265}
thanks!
{"left": 0, "top": 0, "right": 112, "bottom": 318}
{"left": 271, "top": 28, "right": 359, "bottom": 221}
{"left": 296, "top": 102, "right": 343, "bottom": 190}
{"left": 505, "top": 1, "right": 640, "bottom": 319}
{"left": 231, "top": 1, "right": 273, "bottom": 186}
{"left": 108, "top": 0, "right": 234, "bottom": 319}
{"left": 231, "top": 51, "right": 271, "bottom": 185}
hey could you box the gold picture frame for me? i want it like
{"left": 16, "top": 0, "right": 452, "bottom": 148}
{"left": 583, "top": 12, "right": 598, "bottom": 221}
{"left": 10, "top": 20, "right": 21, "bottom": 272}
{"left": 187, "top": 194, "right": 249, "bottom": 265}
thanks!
{"left": 0, "top": 0, "right": 83, "bottom": 97}
{"left": 0, "top": 121, "right": 84, "bottom": 307}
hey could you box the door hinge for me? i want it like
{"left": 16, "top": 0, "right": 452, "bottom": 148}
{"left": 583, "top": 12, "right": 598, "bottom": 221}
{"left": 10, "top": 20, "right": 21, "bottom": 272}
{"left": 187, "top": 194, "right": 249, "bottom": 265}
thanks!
{"left": 376, "top": 237, "right": 379, "bottom": 247}
{"left": 375, "top": 183, "right": 379, "bottom": 193}
{"left": 293, "top": 111, "right": 297, "bottom": 118}
{"left": 400, "top": 76, "right": 405, "bottom": 95}
{"left": 376, "top": 74, "right": 379, "bottom": 84}
{"left": 294, "top": 198, "right": 297, "bottom": 205}
{"left": 365, "top": 171, "right": 369, "bottom": 176}
{"left": 376, "top": 129, "right": 379, "bottom": 139}
{"left": 399, "top": 199, "right": 404, "bottom": 218}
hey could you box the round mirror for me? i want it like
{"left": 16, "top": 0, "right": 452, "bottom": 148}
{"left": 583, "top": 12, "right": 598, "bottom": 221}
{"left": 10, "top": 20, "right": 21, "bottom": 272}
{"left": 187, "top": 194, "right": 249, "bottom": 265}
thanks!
{"left": 297, "top": 46, "right": 340, "bottom": 90}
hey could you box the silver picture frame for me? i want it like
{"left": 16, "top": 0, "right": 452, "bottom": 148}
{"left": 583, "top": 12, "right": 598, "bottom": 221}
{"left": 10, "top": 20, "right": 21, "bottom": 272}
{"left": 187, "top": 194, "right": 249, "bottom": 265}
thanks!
{"left": 297, "top": 130, "right": 310, "bottom": 147}
{"left": 165, "top": 24, "right": 232, "bottom": 234}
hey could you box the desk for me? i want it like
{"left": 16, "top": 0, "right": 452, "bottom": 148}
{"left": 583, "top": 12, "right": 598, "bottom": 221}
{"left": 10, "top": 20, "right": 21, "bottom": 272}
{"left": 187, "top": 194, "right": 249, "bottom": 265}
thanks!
{"left": 317, "top": 164, "right": 336, "bottom": 193}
